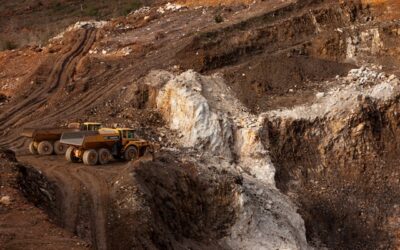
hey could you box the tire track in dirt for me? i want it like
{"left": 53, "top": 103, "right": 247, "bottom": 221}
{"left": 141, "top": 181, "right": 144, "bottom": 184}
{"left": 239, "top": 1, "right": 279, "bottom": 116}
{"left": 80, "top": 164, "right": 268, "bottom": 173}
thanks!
{"left": 0, "top": 72, "right": 116, "bottom": 148}
{"left": 17, "top": 156, "right": 82, "bottom": 232}
{"left": 1, "top": 61, "right": 129, "bottom": 149}
{"left": 18, "top": 155, "right": 114, "bottom": 250}
{"left": 0, "top": 28, "right": 97, "bottom": 148}
{"left": 0, "top": 27, "right": 96, "bottom": 131}
{"left": 49, "top": 167, "right": 82, "bottom": 232}
{"left": 71, "top": 168, "right": 110, "bottom": 250}
{"left": 47, "top": 29, "right": 94, "bottom": 93}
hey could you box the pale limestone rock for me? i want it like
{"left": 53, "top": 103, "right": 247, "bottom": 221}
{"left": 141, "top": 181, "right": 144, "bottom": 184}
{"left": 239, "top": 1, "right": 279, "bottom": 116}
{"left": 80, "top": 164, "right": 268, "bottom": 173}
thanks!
{"left": 145, "top": 70, "right": 310, "bottom": 250}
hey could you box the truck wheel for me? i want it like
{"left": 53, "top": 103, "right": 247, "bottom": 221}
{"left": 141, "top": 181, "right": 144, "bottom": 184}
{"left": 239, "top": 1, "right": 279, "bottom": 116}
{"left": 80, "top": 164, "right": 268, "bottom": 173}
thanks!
{"left": 124, "top": 146, "right": 138, "bottom": 161}
{"left": 83, "top": 149, "right": 98, "bottom": 165}
{"left": 65, "top": 147, "right": 79, "bottom": 163}
{"left": 54, "top": 140, "right": 67, "bottom": 155}
{"left": 29, "top": 142, "right": 38, "bottom": 155}
{"left": 98, "top": 148, "right": 111, "bottom": 165}
{"left": 37, "top": 141, "right": 53, "bottom": 155}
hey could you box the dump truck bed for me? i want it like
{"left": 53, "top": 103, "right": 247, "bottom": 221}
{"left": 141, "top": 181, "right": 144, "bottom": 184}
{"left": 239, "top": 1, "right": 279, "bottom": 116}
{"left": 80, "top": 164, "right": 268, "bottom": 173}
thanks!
{"left": 61, "top": 131, "right": 120, "bottom": 149}
{"left": 21, "top": 128, "right": 79, "bottom": 141}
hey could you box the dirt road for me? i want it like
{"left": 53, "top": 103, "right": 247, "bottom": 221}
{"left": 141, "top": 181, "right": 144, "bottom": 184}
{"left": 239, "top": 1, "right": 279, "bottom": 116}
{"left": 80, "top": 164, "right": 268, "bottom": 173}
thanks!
{"left": 17, "top": 154, "right": 128, "bottom": 250}
{"left": 0, "top": 150, "right": 89, "bottom": 250}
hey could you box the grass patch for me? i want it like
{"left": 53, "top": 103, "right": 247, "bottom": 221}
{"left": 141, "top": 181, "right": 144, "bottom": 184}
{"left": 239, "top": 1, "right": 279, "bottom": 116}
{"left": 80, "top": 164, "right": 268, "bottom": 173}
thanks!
{"left": 0, "top": 40, "right": 18, "bottom": 51}
{"left": 120, "top": 1, "right": 143, "bottom": 16}
{"left": 84, "top": 6, "right": 100, "bottom": 17}
{"left": 53, "top": 2, "right": 64, "bottom": 12}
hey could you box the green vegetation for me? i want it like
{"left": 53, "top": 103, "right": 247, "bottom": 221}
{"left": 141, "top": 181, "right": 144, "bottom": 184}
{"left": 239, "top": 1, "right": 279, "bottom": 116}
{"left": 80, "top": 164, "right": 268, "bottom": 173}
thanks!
{"left": 120, "top": 1, "right": 143, "bottom": 16}
{"left": 53, "top": 2, "right": 64, "bottom": 12}
{"left": 0, "top": 40, "right": 18, "bottom": 51}
{"left": 214, "top": 14, "right": 224, "bottom": 23}
{"left": 84, "top": 6, "right": 100, "bottom": 17}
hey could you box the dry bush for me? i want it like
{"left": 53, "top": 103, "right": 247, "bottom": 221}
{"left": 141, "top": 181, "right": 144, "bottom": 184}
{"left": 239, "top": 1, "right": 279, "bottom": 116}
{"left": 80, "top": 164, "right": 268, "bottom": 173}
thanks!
{"left": 177, "top": 0, "right": 254, "bottom": 6}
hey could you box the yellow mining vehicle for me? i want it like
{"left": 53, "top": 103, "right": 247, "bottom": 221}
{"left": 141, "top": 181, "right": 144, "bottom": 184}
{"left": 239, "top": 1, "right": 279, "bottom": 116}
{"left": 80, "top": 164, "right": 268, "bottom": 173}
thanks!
{"left": 60, "top": 128, "right": 152, "bottom": 165}
{"left": 21, "top": 122, "right": 102, "bottom": 155}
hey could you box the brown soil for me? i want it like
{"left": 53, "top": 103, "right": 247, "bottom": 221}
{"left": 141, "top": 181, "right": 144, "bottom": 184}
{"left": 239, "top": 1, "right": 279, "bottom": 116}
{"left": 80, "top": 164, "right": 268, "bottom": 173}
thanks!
{"left": 1, "top": 0, "right": 400, "bottom": 249}
{"left": 178, "top": 0, "right": 254, "bottom": 6}
{"left": 221, "top": 55, "right": 354, "bottom": 111}
{"left": 0, "top": 149, "right": 89, "bottom": 249}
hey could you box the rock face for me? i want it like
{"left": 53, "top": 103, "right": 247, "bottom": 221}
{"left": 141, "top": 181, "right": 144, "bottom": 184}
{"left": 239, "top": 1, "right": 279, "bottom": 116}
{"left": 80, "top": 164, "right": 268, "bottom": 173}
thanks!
{"left": 146, "top": 66, "right": 400, "bottom": 249}
{"left": 266, "top": 67, "right": 400, "bottom": 249}
{"left": 150, "top": 70, "right": 234, "bottom": 159}
{"left": 146, "top": 70, "right": 309, "bottom": 249}
{"left": 146, "top": 70, "right": 276, "bottom": 183}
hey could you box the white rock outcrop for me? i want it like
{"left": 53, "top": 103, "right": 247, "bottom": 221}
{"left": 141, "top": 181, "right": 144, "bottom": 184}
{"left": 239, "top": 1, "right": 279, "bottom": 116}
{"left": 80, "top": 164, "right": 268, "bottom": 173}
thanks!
{"left": 145, "top": 70, "right": 310, "bottom": 250}
{"left": 268, "top": 66, "right": 400, "bottom": 120}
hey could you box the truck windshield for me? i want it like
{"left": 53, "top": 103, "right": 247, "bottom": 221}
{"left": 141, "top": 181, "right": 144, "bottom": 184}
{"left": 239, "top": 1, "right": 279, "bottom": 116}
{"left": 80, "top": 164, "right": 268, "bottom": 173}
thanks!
{"left": 122, "top": 130, "right": 135, "bottom": 139}
{"left": 91, "top": 124, "right": 101, "bottom": 131}
{"left": 82, "top": 124, "right": 101, "bottom": 131}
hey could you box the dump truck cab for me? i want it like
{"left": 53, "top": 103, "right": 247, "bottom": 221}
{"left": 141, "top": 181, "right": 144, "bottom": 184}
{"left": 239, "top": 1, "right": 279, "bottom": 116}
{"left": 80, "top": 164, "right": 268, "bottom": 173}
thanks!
{"left": 116, "top": 128, "right": 150, "bottom": 161}
{"left": 81, "top": 122, "right": 102, "bottom": 131}
{"left": 119, "top": 128, "right": 135, "bottom": 139}
{"left": 67, "top": 122, "right": 102, "bottom": 131}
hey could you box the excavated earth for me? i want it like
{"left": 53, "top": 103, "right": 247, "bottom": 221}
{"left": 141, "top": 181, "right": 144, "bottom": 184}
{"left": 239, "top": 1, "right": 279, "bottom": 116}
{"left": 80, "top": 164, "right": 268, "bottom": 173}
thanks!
{"left": 1, "top": 0, "right": 400, "bottom": 249}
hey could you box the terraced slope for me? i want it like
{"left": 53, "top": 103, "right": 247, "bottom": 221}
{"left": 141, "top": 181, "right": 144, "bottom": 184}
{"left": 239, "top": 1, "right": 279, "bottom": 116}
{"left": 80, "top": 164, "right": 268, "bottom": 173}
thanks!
{"left": 1, "top": 0, "right": 400, "bottom": 249}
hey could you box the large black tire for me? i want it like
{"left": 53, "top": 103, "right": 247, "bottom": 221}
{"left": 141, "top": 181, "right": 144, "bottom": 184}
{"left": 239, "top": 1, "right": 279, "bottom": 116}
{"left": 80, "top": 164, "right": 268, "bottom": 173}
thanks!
{"left": 37, "top": 141, "right": 53, "bottom": 155}
{"left": 29, "top": 142, "right": 38, "bottom": 155}
{"left": 54, "top": 140, "right": 67, "bottom": 155}
{"left": 83, "top": 149, "right": 98, "bottom": 165}
{"left": 65, "top": 147, "right": 79, "bottom": 163}
{"left": 98, "top": 148, "right": 111, "bottom": 165}
{"left": 124, "top": 146, "right": 138, "bottom": 161}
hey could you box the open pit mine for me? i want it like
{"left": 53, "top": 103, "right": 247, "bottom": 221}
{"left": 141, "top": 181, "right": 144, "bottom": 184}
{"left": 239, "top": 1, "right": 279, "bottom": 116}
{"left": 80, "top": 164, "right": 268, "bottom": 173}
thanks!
{"left": 1, "top": 0, "right": 400, "bottom": 249}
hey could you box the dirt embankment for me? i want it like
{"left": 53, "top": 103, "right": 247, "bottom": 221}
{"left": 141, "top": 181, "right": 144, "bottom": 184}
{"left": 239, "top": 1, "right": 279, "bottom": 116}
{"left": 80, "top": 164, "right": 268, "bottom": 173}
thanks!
{"left": 268, "top": 100, "right": 400, "bottom": 250}
{"left": 265, "top": 69, "right": 400, "bottom": 249}
{"left": 17, "top": 153, "right": 241, "bottom": 250}
{"left": 0, "top": 149, "right": 89, "bottom": 249}
{"left": 177, "top": 0, "right": 400, "bottom": 112}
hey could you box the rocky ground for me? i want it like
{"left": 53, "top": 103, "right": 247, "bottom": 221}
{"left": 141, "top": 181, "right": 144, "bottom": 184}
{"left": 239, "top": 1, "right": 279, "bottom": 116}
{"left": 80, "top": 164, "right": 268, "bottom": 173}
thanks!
{"left": 1, "top": 0, "right": 400, "bottom": 249}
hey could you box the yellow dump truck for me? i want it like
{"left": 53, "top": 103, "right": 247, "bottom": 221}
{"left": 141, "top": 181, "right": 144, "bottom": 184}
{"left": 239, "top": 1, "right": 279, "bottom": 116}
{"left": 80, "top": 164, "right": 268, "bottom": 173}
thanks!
{"left": 60, "top": 128, "right": 151, "bottom": 165}
{"left": 21, "top": 122, "right": 102, "bottom": 155}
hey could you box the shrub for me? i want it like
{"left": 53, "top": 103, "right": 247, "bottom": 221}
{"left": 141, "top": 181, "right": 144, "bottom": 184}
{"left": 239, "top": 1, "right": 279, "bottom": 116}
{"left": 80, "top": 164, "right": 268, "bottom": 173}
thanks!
{"left": 121, "top": 1, "right": 142, "bottom": 16}
{"left": 53, "top": 2, "right": 64, "bottom": 12}
{"left": 84, "top": 6, "right": 100, "bottom": 17}
{"left": 2, "top": 40, "right": 18, "bottom": 50}
{"left": 215, "top": 14, "right": 224, "bottom": 23}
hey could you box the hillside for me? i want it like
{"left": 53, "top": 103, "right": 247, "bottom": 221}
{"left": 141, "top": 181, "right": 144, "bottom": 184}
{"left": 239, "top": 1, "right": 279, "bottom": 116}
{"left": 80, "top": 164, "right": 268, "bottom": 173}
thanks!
{"left": 1, "top": 0, "right": 400, "bottom": 249}
{"left": 0, "top": 0, "right": 152, "bottom": 50}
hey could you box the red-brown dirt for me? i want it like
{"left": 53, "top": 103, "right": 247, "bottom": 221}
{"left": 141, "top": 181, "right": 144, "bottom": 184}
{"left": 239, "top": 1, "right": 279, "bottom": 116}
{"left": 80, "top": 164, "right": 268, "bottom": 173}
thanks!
{"left": 0, "top": 149, "right": 89, "bottom": 249}
{"left": 1, "top": 0, "right": 400, "bottom": 249}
